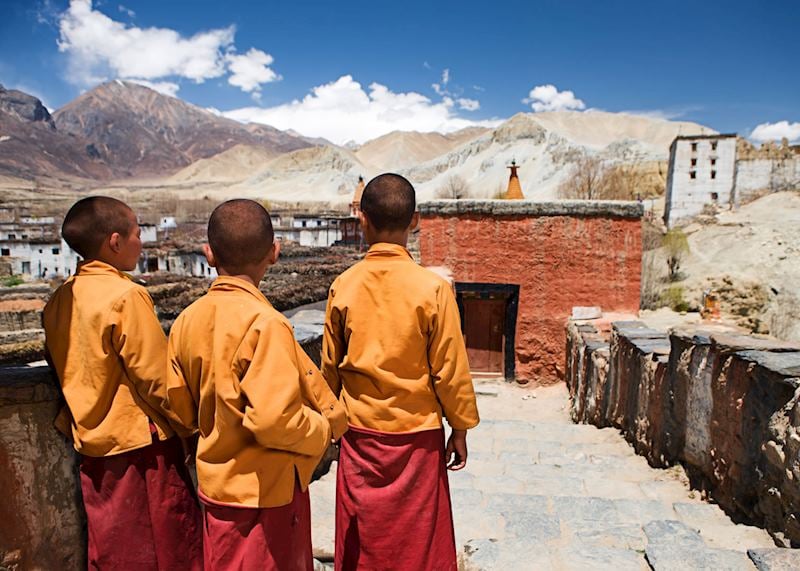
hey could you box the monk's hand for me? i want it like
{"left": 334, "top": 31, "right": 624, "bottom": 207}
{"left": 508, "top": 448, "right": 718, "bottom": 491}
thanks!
{"left": 445, "top": 429, "right": 468, "bottom": 471}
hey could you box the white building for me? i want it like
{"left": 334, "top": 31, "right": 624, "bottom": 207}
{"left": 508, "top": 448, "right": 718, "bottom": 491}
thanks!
{"left": 664, "top": 134, "right": 737, "bottom": 227}
{"left": 0, "top": 237, "right": 81, "bottom": 279}
{"left": 140, "top": 224, "right": 158, "bottom": 243}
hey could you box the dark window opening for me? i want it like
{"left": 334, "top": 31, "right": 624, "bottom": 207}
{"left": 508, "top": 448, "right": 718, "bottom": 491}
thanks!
{"left": 690, "top": 158, "right": 697, "bottom": 167}
{"left": 690, "top": 171, "right": 697, "bottom": 179}
{"left": 710, "top": 158, "right": 717, "bottom": 166}
{"left": 8, "top": 234, "right": 15, "bottom": 240}
{"left": 711, "top": 141, "right": 718, "bottom": 151}
{"left": 691, "top": 142, "right": 698, "bottom": 152}
{"left": 52, "top": 247, "right": 60, "bottom": 254}
{"left": 1, "top": 248, "right": 9, "bottom": 256}
{"left": 711, "top": 170, "right": 717, "bottom": 180}
{"left": 711, "top": 192, "right": 719, "bottom": 202}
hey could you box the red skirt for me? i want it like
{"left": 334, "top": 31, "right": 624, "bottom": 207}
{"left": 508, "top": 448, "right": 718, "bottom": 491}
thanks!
{"left": 335, "top": 426, "right": 457, "bottom": 571}
{"left": 79, "top": 436, "right": 203, "bottom": 570}
{"left": 200, "top": 478, "right": 313, "bottom": 571}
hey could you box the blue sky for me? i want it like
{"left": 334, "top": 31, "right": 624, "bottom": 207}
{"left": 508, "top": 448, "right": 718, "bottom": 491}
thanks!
{"left": 1, "top": 0, "right": 798, "bottom": 144}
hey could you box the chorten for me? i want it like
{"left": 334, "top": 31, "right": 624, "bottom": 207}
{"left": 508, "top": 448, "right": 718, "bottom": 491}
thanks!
{"left": 504, "top": 159, "right": 524, "bottom": 199}
{"left": 351, "top": 175, "right": 365, "bottom": 216}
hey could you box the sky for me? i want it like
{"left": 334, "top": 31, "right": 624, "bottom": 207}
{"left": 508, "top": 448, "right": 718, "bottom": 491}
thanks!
{"left": 0, "top": 0, "right": 798, "bottom": 145}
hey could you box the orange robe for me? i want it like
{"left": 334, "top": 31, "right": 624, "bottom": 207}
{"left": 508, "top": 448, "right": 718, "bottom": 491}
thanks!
{"left": 167, "top": 276, "right": 348, "bottom": 568}
{"left": 322, "top": 243, "right": 479, "bottom": 570}
{"left": 43, "top": 259, "right": 201, "bottom": 570}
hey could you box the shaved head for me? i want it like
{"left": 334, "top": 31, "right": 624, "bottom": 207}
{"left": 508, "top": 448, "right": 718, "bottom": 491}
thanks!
{"left": 360, "top": 173, "right": 416, "bottom": 231}
{"left": 208, "top": 199, "right": 274, "bottom": 271}
{"left": 62, "top": 196, "right": 135, "bottom": 258}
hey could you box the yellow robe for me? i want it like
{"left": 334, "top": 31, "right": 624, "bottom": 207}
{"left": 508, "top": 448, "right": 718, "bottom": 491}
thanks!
{"left": 166, "top": 276, "right": 348, "bottom": 508}
{"left": 322, "top": 242, "right": 479, "bottom": 433}
{"left": 43, "top": 260, "right": 182, "bottom": 457}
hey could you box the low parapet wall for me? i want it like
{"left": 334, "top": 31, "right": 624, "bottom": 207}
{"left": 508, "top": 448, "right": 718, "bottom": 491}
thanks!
{"left": 567, "top": 320, "right": 800, "bottom": 546}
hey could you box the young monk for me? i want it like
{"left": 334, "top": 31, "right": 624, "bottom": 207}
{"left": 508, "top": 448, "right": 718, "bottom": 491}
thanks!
{"left": 42, "top": 196, "right": 202, "bottom": 570}
{"left": 166, "top": 199, "right": 348, "bottom": 570}
{"left": 322, "top": 173, "right": 480, "bottom": 570}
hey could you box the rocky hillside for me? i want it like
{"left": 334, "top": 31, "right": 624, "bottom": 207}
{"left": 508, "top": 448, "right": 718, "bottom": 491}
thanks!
{"left": 52, "top": 80, "right": 311, "bottom": 179}
{"left": 0, "top": 84, "right": 112, "bottom": 182}
{"left": 405, "top": 112, "right": 710, "bottom": 200}
{"left": 354, "top": 127, "right": 489, "bottom": 171}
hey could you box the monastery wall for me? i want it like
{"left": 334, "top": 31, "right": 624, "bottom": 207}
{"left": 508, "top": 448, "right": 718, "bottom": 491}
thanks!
{"left": 566, "top": 319, "right": 800, "bottom": 545}
{"left": 419, "top": 200, "right": 643, "bottom": 384}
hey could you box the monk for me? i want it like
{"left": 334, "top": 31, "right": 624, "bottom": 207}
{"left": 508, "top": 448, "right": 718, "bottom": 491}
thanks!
{"left": 166, "top": 199, "right": 348, "bottom": 570}
{"left": 322, "top": 173, "right": 480, "bottom": 570}
{"left": 42, "top": 196, "right": 202, "bottom": 570}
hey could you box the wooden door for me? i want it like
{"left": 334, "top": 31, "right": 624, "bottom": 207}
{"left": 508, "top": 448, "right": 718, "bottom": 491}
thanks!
{"left": 462, "top": 298, "right": 505, "bottom": 373}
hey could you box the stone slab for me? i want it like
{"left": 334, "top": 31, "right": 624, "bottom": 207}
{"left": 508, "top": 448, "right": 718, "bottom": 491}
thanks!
{"left": 748, "top": 548, "right": 800, "bottom": 570}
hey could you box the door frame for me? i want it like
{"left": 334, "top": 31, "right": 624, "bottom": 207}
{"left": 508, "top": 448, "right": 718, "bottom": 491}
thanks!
{"left": 455, "top": 282, "right": 519, "bottom": 381}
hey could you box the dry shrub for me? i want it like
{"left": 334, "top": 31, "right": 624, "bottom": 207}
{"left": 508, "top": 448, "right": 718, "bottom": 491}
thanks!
{"left": 435, "top": 174, "right": 470, "bottom": 199}
{"left": 558, "top": 156, "right": 660, "bottom": 201}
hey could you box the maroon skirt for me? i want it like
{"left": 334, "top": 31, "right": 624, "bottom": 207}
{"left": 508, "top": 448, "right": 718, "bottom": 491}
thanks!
{"left": 79, "top": 436, "right": 203, "bottom": 570}
{"left": 335, "top": 426, "right": 457, "bottom": 571}
{"left": 200, "top": 478, "right": 313, "bottom": 571}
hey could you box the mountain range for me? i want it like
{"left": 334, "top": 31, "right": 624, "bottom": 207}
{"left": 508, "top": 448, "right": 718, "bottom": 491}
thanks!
{"left": 0, "top": 80, "right": 712, "bottom": 202}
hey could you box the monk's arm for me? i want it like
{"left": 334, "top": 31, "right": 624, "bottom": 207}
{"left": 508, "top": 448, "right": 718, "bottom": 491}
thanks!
{"left": 111, "top": 288, "right": 194, "bottom": 436}
{"left": 321, "top": 285, "right": 344, "bottom": 397}
{"left": 239, "top": 318, "right": 331, "bottom": 457}
{"left": 428, "top": 284, "right": 480, "bottom": 430}
{"left": 164, "top": 316, "right": 200, "bottom": 434}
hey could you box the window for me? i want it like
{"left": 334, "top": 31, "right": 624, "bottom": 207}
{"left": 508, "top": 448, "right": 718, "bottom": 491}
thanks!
{"left": 52, "top": 247, "right": 60, "bottom": 254}
{"left": 711, "top": 170, "right": 717, "bottom": 180}
{"left": 0, "top": 248, "right": 8, "bottom": 256}
{"left": 8, "top": 234, "right": 15, "bottom": 240}
{"left": 302, "top": 221, "right": 307, "bottom": 227}
{"left": 711, "top": 141, "right": 717, "bottom": 151}
{"left": 21, "top": 234, "right": 27, "bottom": 239}
{"left": 690, "top": 158, "right": 697, "bottom": 167}
{"left": 710, "top": 158, "right": 716, "bottom": 166}
{"left": 691, "top": 142, "right": 698, "bottom": 152}
{"left": 38, "top": 249, "right": 43, "bottom": 253}
{"left": 690, "top": 171, "right": 697, "bottom": 179}
{"left": 317, "top": 220, "right": 322, "bottom": 227}
{"left": 711, "top": 192, "right": 719, "bottom": 202}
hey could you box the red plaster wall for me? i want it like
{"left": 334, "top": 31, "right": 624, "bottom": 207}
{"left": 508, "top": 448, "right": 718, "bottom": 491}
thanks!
{"left": 419, "top": 214, "right": 642, "bottom": 385}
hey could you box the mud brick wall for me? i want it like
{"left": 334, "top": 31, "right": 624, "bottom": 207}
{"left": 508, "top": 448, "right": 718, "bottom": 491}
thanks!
{"left": 0, "top": 310, "right": 42, "bottom": 332}
{"left": 419, "top": 200, "right": 643, "bottom": 384}
{"left": 567, "top": 321, "right": 800, "bottom": 545}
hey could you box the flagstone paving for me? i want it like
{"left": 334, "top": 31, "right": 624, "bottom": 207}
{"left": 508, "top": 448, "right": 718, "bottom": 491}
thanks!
{"left": 311, "top": 382, "right": 798, "bottom": 570}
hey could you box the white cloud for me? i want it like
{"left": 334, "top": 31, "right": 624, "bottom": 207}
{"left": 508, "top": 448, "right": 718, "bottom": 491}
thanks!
{"left": 125, "top": 78, "right": 180, "bottom": 97}
{"left": 223, "top": 75, "right": 500, "bottom": 145}
{"left": 472, "top": 85, "right": 485, "bottom": 92}
{"left": 225, "top": 48, "right": 280, "bottom": 100}
{"left": 523, "top": 84, "right": 586, "bottom": 112}
{"left": 750, "top": 120, "right": 800, "bottom": 144}
{"left": 442, "top": 68, "right": 450, "bottom": 86}
{"left": 458, "top": 98, "right": 480, "bottom": 111}
{"left": 118, "top": 4, "right": 135, "bottom": 18}
{"left": 56, "top": 0, "right": 277, "bottom": 96}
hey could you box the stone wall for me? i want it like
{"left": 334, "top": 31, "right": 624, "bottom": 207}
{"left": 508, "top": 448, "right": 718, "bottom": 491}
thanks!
{"left": 567, "top": 320, "right": 800, "bottom": 545}
{"left": 0, "top": 366, "right": 84, "bottom": 570}
{"left": 420, "top": 200, "right": 642, "bottom": 384}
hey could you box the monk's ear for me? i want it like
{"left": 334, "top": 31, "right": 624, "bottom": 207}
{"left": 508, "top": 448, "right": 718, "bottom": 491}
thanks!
{"left": 409, "top": 212, "right": 420, "bottom": 232}
{"left": 202, "top": 244, "right": 217, "bottom": 267}
{"left": 269, "top": 239, "right": 280, "bottom": 265}
{"left": 108, "top": 232, "right": 122, "bottom": 253}
{"left": 358, "top": 210, "right": 369, "bottom": 231}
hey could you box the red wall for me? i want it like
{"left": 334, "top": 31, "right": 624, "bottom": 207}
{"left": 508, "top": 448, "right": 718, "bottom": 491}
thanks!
{"left": 419, "top": 214, "right": 642, "bottom": 384}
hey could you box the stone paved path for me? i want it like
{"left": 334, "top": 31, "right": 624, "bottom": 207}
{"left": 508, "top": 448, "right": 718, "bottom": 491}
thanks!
{"left": 311, "top": 382, "right": 794, "bottom": 570}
